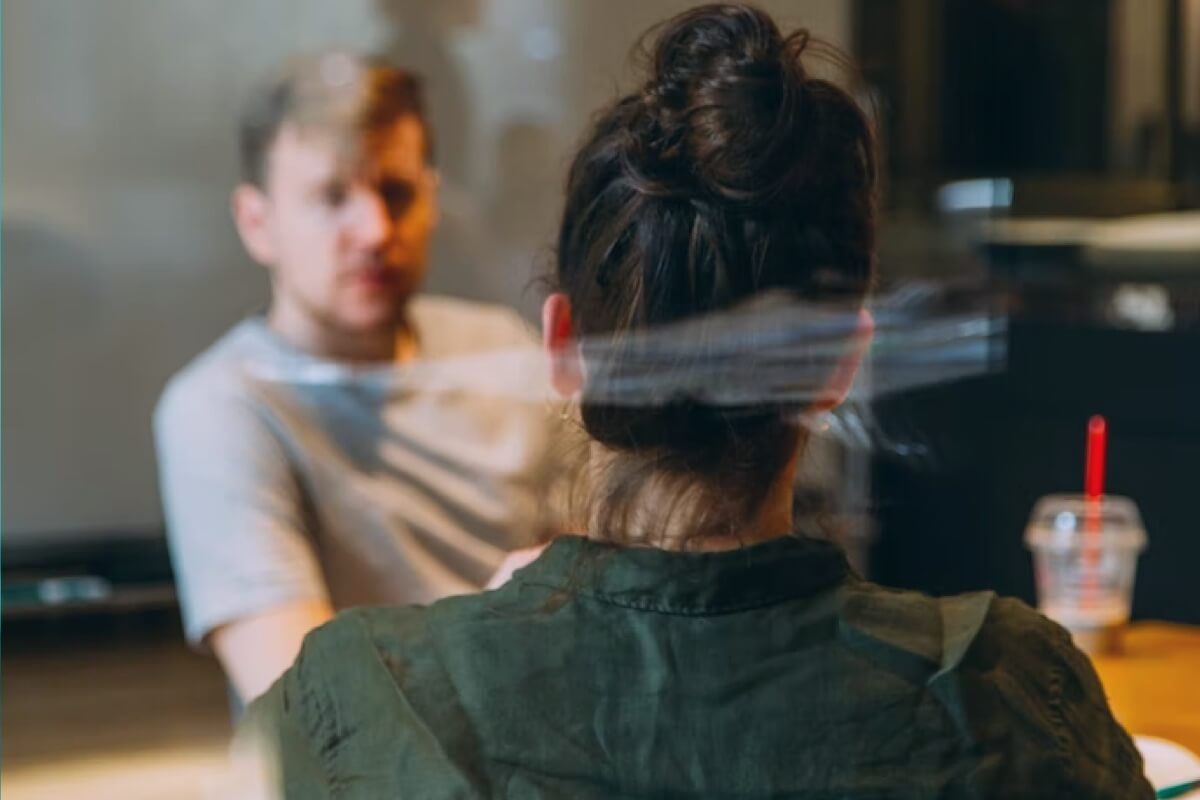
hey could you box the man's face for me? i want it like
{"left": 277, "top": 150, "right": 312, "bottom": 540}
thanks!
{"left": 236, "top": 116, "right": 437, "bottom": 339}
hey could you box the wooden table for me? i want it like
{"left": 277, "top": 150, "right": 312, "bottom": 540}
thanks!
{"left": 1090, "top": 623, "right": 1200, "bottom": 754}
{"left": 3, "top": 612, "right": 232, "bottom": 799}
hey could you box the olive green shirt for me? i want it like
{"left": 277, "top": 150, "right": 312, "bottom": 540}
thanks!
{"left": 240, "top": 534, "right": 1152, "bottom": 798}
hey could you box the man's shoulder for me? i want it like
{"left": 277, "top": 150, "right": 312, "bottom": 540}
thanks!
{"left": 412, "top": 295, "right": 537, "bottom": 353}
{"left": 412, "top": 294, "right": 527, "bottom": 327}
{"left": 155, "top": 319, "right": 269, "bottom": 427}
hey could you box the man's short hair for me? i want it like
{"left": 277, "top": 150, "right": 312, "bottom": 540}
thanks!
{"left": 238, "top": 51, "right": 432, "bottom": 187}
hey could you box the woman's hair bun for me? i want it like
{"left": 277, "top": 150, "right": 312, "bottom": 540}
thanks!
{"left": 624, "top": 3, "right": 813, "bottom": 206}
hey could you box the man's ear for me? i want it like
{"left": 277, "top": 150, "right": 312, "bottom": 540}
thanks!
{"left": 231, "top": 184, "right": 277, "bottom": 266}
{"left": 815, "top": 308, "right": 874, "bottom": 410}
{"left": 542, "top": 292, "right": 583, "bottom": 398}
{"left": 427, "top": 168, "right": 442, "bottom": 231}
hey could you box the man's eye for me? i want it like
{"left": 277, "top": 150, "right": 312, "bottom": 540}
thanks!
{"left": 322, "top": 184, "right": 349, "bottom": 207}
{"left": 380, "top": 182, "right": 416, "bottom": 212}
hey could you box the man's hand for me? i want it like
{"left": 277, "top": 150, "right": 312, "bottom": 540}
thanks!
{"left": 209, "top": 599, "right": 335, "bottom": 704}
{"left": 485, "top": 544, "right": 548, "bottom": 590}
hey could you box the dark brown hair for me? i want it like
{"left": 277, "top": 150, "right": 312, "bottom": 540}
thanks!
{"left": 553, "top": 4, "right": 878, "bottom": 542}
{"left": 238, "top": 51, "right": 431, "bottom": 187}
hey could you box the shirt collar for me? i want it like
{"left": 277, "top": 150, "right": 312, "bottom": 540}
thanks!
{"left": 513, "top": 533, "right": 850, "bottom": 615}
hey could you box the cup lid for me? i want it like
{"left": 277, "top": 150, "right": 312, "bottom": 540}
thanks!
{"left": 1025, "top": 493, "right": 1147, "bottom": 550}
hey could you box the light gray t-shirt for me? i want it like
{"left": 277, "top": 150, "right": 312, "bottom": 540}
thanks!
{"left": 155, "top": 296, "right": 561, "bottom": 645}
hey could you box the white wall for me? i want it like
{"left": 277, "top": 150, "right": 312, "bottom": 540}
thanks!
{"left": 2, "top": 0, "right": 850, "bottom": 543}
{"left": 4, "top": 1, "right": 386, "bottom": 541}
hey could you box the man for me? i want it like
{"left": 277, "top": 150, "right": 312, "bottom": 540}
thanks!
{"left": 155, "top": 52, "right": 556, "bottom": 702}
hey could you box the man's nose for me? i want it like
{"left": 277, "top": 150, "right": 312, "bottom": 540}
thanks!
{"left": 347, "top": 188, "right": 393, "bottom": 247}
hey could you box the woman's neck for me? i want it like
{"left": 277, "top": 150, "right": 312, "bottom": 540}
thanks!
{"left": 584, "top": 443, "right": 800, "bottom": 552}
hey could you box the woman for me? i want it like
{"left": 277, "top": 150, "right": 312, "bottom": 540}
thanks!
{"left": 239, "top": 5, "right": 1151, "bottom": 797}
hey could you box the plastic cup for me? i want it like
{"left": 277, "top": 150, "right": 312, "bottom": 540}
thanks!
{"left": 1024, "top": 494, "right": 1147, "bottom": 654}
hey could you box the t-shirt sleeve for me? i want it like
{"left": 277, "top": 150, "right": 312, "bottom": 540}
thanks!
{"left": 954, "top": 597, "right": 1154, "bottom": 798}
{"left": 154, "top": 375, "right": 329, "bottom": 646}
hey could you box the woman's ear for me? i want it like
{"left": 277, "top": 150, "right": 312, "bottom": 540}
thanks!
{"left": 816, "top": 308, "right": 874, "bottom": 410}
{"left": 542, "top": 292, "right": 583, "bottom": 398}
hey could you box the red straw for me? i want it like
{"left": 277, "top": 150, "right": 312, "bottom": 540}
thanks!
{"left": 1083, "top": 415, "right": 1107, "bottom": 607}
{"left": 1085, "top": 415, "right": 1107, "bottom": 499}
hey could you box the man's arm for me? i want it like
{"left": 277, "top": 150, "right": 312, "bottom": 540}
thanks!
{"left": 211, "top": 599, "right": 335, "bottom": 703}
{"left": 154, "top": 375, "right": 334, "bottom": 698}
